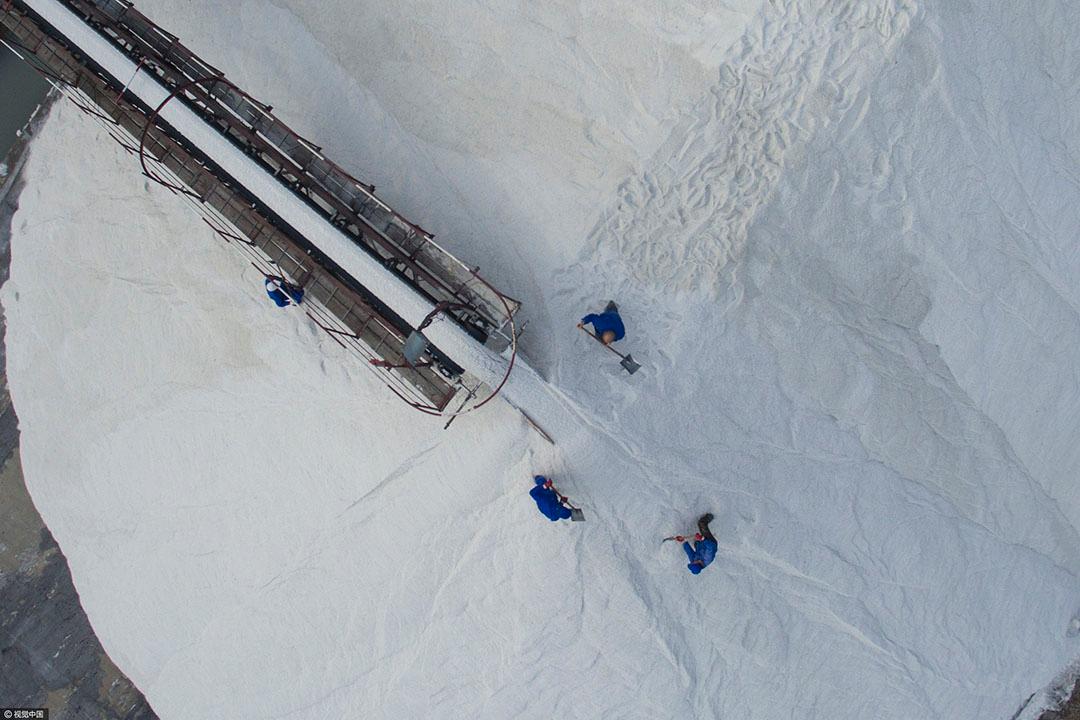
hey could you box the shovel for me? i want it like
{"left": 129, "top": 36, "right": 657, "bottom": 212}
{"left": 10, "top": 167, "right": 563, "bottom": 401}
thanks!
{"left": 560, "top": 497, "right": 587, "bottom": 523}
{"left": 546, "top": 481, "right": 586, "bottom": 522}
{"left": 579, "top": 325, "right": 641, "bottom": 375}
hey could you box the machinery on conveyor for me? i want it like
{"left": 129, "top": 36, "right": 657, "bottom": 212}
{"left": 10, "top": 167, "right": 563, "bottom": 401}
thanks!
{"left": 0, "top": 0, "right": 522, "bottom": 419}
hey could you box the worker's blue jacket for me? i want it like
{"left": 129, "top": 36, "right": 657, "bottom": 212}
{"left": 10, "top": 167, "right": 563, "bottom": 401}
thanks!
{"left": 266, "top": 279, "right": 304, "bottom": 307}
{"left": 530, "top": 476, "right": 571, "bottom": 521}
{"left": 581, "top": 311, "right": 625, "bottom": 342}
{"left": 683, "top": 538, "right": 718, "bottom": 574}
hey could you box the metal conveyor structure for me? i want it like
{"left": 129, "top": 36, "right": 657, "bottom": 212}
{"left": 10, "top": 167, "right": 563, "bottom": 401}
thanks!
{"left": 1, "top": 0, "right": 524, "bottom": 419}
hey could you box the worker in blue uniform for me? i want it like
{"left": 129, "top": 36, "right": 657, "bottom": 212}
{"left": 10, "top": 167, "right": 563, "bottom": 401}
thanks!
{"left": 265, "top": 276, "right": 304, "bottom": 307}
{"left": 578, "top": 301, "right": 625, "bottom": 345}
{"left": 683, "top": 514, "right": 717, "bottom": 575}
{"left": 530, "top": 476, "right": 572, "bottom": 522}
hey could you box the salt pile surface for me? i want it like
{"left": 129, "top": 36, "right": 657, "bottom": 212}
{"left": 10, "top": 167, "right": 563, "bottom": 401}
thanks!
{"left": 4, "top": 0, "right": 1080, "bottom": 718}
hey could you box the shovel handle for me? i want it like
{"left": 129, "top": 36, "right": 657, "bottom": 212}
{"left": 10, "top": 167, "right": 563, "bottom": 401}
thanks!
{"left": 544, "top": 481, "right": 581, "bottom": 511}
{"left": 578, "top": 324, "right": 629, "bottom": 360}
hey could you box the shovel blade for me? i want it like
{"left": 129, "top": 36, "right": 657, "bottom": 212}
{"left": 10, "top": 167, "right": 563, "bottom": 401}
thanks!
{"left": 570, "top": 507, "right": 586, "bottom": 522}
{"left": 620, "top": 354, "right": 641, "bottom": 375}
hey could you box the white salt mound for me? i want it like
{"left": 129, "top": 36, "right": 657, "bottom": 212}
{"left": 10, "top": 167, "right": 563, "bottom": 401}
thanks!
{"left": 5, "top": 1, "right": 1080, "bottom": 718}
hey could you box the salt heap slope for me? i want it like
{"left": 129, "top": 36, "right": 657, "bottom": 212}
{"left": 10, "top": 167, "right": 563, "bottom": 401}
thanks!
{"left": 5, "top": 0, "right": 1080, "bottom": 718}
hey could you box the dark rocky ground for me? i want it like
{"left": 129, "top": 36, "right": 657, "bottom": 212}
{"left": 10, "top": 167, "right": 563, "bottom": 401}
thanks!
{"left": 0, "top": 93, "right": 157, "bottom": 720}
{"left": 1042, "top": 686, "right": 1080, "bottom": 720}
